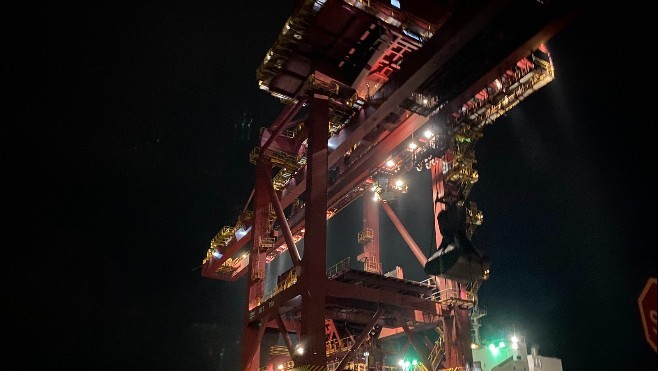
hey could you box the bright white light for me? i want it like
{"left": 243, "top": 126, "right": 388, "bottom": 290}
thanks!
{"left": 364, "top": 351, "right": 369, "bottom": 356}
{"left": 488, "top": 344, "right": 496, "bottom": 351}
{"left": 422, "top": 98, "right": 428, "bottom": 105}
{"left": 371, "top": 185, "right": 378, "bottom": 192}
{"left": 277, "top": 365, "right": 284, "bottom": 370}
{"left": 398, "top": 359, "right": 405, "bottom": 366}
{"left": 212, "top": 250, "right": 222, "bottom": 259}
{"left": 373, "top": 193, "right": 381, "bottom": 202}
{"left": 386, "top": 159, "right": 395, "bottom": 167}
{"left": 495, "top": 79, "right": 502, "bottom": 89}
{"left": 395, "top": 179, "right": 404, "bottom": 187}
{"left": 235, "top": 226, "right": 251, "bottom": 240}
{"left": 328, "top": 136, "right": 340, "bottom": 150}
{"left": 296, "top": 347, "right": 304, "bottom": 355}
{"left": 512, "top": 342, "right": 519, "bottom": 350}
{"left": 242, "top": 253, "right": 248, "bottom": 259}
{"left": 390, "top": 0, "right": 401, "bottom": 9}
{"left": 424, "top": 129, "right": 433, "bottom": 139}
{"left": 408, "top": 142, "right": 417, "bottom": 150}
{"left": 511, "top": 335, "right": 519, "bottom": 343}
{"left": 471, "top": 343, "right": 478, "bottom": 349}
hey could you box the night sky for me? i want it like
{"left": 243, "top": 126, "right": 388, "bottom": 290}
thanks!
{"left": 13, "top": 0, "right": 656, "bottom": 370}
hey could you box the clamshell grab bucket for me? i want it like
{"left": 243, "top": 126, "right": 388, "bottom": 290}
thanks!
{"left": 424, "top": 230, "right": 487, "bottom": 283}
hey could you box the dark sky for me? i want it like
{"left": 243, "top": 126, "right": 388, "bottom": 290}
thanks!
{"left": 12, "top": 0, "right": 656, "bottom": 370}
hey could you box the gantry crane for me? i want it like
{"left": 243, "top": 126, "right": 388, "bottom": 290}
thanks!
{"left": 200, "top": 0, "right": 579, "bottom": 370}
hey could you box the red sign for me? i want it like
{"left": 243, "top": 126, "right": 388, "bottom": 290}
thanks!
{"left": 638, "top": 277, "right": 657, "bottom": 353}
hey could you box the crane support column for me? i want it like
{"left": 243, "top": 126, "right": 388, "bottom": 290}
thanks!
{"left": 298, "top": 93, "right": 329, "bottom": 367}
{"left": 431, "top": 161, "right": 474, "bottom": 368}
{"left": 241, "top": 312, "right": 271, "bottom": 371}
{"left": 240, "top": 160, "right": 272, "bottom": 370}
{"left": 358, "top": 189, "right": 381, "bottom": 273}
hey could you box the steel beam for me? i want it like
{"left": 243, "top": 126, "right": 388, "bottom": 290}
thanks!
{"left": 297, "top": 94, "right": 329, "bottom": 367}
{"left": 202, "top": 229, "right": 252, "bottom": 276}
{"left": 441, "top": 306, "right": 473, "bottom": 368}
{"left": 394, "top": 311, "right": 433, "bottom": 369}
{"left": 261, "top": 97, "right": 307, "bottom": 152}
{"left": 431, "top": 162, "right": 446, "bottom": 250}
{"left": 247, "top": 284, "right": 302, "bottom": 323}
{"left": 325, "top": 280, "right": 439, "bottom": 314}
{"left": 240, "top": 160, "right": 273, "bottom": 369}
{"left": 326, "top": 0, "right": 513, "bottom": 169}
{"left": 328, "top": 113, "right": 428, "bottom": 206}
{"left": 278, "top": 0, "right": 513, "bottom": 214}
{"left": 275, "top": 311, "right": 297, "bottom": 362}
{"left": 336, "top": 307, "right": 385, "bottom": 371}
{"left": 360, "top": 191, "right": 381, "bottom": 272}
{"left": 266, "top": 173, "right": 302, "bottom": 267}
{"left": 381, "top": 200, "right": 428, "bottom": 267}
{"left": 240, "top": 312, "right": 271, "bottom": 371}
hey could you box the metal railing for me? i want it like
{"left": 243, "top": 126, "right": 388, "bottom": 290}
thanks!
{"left": 210, "top": 226, "right": 236, "bottom": 248}
{"left": 326, "top": 336, "right": 356, "bottom": 355}
{"left": 327, "top": 361, "right": 366, "bottom": 371}
{"left": 363, "top": 259, "right": 382, "bottom": 274}
{"left": 269, "top": 345, "right": 290, "bottom": 356}
{"left": 357, "top": 228, "right": 374, "bottom": 243}
{"left": 433, "top": 288, "right": 475, "bottom": 307}
{"left": 261, "top": 269, "right": 298, "bottom": 303}
{"left": 327, "top": 257, "right": 351, "bottom": 278}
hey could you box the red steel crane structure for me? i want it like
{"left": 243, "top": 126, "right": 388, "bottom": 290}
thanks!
{"left": 200, "top": 0, "right": 578, "bottom": 370}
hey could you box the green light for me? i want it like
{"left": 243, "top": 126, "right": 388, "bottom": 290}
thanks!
{"left": 499, "top": 341, "right": 506, "bottom": 348}
{"left": 412, "top": 360, "right": 418, "bottom": 365}
{"left": 488, "top": 343, "right": 499, "bottom": 355}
